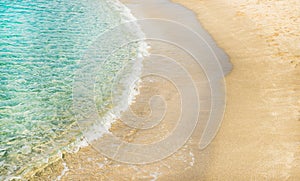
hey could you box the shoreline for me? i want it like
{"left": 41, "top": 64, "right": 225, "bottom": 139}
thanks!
{"left": 32, "top": 0, "right": 227, "bottom": 179}
{"left": 31, "top": 0, "right": 300, "bottom": 180}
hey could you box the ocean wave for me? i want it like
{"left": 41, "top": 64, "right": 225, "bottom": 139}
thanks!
{"left": 0, "top": 0, "right": 149, "bottom": 180}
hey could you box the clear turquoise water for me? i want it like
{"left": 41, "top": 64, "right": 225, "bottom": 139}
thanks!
{"left": 0, "top": 0, "right": 142, "bottom": 179}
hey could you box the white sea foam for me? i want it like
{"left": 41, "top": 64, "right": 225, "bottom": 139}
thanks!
{"left": 1, "top": 0, "right": 150, "bottom": 180}
{"left": 27, "top": 4, "right": 150, "bottom": 177}
{"left": 80, "top": 0, "right": 150, "bottom": 142}
{"left": 55, "top": 162, "right": 69, "bottom": 181}
{"left": 150, "top": 172, "right": 161, "bottom": 181}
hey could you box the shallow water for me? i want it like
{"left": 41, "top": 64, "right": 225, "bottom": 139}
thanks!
{"left": 0, "top": 0, "right": 143, "bottom": 179}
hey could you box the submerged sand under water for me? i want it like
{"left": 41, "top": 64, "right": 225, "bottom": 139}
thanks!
{"left": 32, "top": 0, "right": 300, "bottom": 180}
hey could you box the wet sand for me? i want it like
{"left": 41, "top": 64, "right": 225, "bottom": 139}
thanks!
{"left": 31, "top": 0, "right": 300, "bottom": 180}
{"left": 171, "top": 0, "right": 300, "bottom": 179}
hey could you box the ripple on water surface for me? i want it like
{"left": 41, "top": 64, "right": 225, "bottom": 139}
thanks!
{"left": 0, "top": 0, "right": 143, "bottom": 179}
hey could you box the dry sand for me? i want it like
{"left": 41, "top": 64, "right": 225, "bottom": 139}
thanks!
{"left": 171, "top": 0, "right": 300, "bottom": 179}
{"left": 31, "top": 0, "right": 300, "bottom": 180}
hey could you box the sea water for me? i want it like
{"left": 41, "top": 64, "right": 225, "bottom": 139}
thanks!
{"left": 0, "top": 0, "right": 145, "bottom": 179}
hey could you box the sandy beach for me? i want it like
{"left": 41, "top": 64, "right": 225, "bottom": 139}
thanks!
{"left": 31, "top": 0, "right": 299, "bottom": 180}
{"left": 171, "top": 0, "right": 300, "bottom": 179}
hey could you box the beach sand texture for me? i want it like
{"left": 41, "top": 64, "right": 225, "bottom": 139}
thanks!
{"left": 31, "top": 0, "right": 299, "bottom": 180}
{"left": 171, "top": 0, "right": 300, "bottom": 179}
